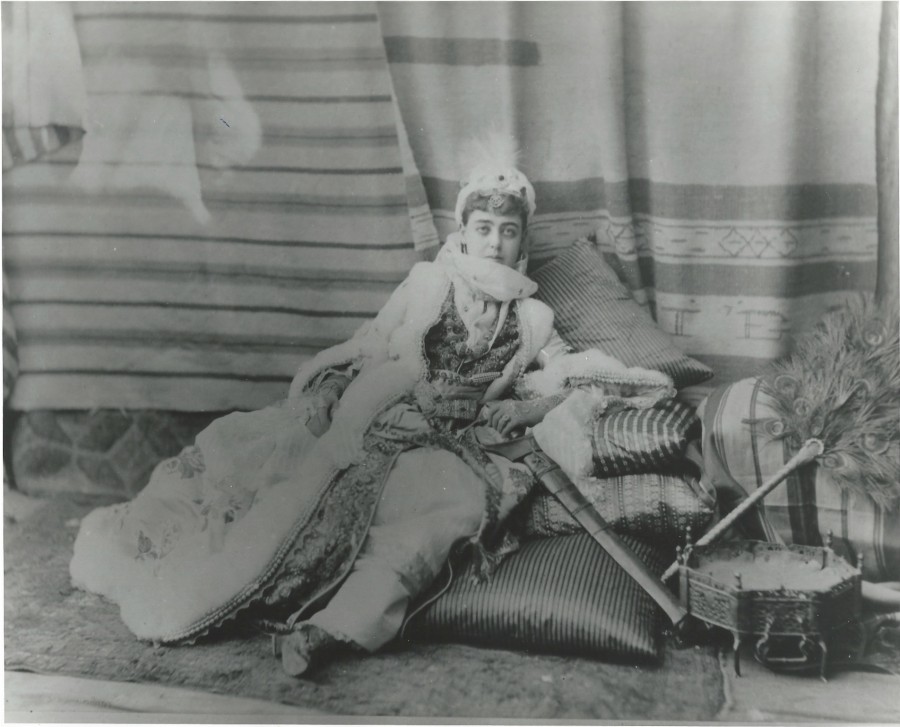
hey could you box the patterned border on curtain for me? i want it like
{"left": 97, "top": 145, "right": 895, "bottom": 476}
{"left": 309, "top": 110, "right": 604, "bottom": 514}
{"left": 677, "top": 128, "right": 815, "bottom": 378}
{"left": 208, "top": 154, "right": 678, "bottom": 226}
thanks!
{"left": 378, "top": 2, "right": 882, "bottom": 404}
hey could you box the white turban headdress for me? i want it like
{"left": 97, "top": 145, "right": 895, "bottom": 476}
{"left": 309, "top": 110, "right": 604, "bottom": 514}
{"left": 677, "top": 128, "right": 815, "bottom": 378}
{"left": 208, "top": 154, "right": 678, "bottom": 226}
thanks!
{"left": 454, "top": 133, "right": 536, "bottom": 227}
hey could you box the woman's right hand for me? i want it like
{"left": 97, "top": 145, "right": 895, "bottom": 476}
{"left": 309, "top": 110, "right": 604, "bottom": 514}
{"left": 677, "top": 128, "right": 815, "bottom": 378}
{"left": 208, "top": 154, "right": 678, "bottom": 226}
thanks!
{"left": 307, "top": 391, "right": 340, "bottom": 437}
{"left": 479, "top": 399, "right": 530, "bottom": 437}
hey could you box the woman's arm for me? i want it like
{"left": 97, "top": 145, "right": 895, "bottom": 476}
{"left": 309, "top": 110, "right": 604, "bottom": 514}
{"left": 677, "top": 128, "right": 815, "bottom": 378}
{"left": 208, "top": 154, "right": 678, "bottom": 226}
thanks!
{"left": 288, "top": 265, "right": 421, "bottom": 402}
{"left": 480, "top": 328, "right": 574, "bottom": 436}
{"left": 480, "top": 392, "right": 569, "bottom": 437}
{"left": 306, "top": 371, "right": 353, "bottom": 437}
{"left": 290, "top": 265, "right": 424, "bottom": 436}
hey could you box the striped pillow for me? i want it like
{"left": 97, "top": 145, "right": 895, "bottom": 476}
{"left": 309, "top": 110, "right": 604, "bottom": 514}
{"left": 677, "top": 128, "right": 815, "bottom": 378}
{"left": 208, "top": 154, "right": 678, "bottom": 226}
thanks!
{"left": 592, "top": 400, "right": 701, "bottom": 477}
{"left": 519, "top": 472, "right": 714, "bottom": 545}
{"left": 531, "top": 239, "right": 713, "bottom": 388}
{"left": 403, "top": 533, "right": 664, "bottom": 663}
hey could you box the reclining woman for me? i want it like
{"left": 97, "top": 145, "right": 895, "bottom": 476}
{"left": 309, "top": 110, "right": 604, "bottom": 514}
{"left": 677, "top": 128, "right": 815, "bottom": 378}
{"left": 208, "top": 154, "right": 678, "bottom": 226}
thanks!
{"left": 70, "top": 138, "right": 672, "bottom": 677}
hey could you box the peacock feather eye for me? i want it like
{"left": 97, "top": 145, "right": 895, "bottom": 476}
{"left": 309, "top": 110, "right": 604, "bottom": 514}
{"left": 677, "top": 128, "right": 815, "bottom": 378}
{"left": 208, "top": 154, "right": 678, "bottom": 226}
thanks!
{"left": 849, "top": 379, "right": 875, "bottom": 402}
{"left": 860, "top": 432, "right": 890, "bottom": 455}
{"left": 774, "top": 373, "right": 800, "bottom": 399}
{"left": 792, "top": 397, "right": 812, "bottom": 417}
{"left": 821, "top": 452, "right": 848, "bottom": 471}
{"left": 764, "top": 419, "right": 786, "bottom": 437}
{"left": 862, "top": 321, "right": 885, "bottom": 346}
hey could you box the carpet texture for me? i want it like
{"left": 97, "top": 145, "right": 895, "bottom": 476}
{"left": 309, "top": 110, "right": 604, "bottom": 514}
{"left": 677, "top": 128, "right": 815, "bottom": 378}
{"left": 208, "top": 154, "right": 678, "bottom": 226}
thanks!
{"left": 5, "top": 496, "right": 724, "bottom": 720}
{"left": 10, "top": 410, "right": 219, "bottom": 499}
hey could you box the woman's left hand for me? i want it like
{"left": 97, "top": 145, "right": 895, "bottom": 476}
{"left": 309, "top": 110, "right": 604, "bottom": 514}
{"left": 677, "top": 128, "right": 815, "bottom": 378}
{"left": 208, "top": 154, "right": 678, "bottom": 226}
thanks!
{"left": 479, "top": 394, "right": 570, "bottom": 437}
{"left": 479, "top": 400, "right": 529, "bottom": 437}
{"left": 307, "top": 390, "right": 340, "bottom": 438}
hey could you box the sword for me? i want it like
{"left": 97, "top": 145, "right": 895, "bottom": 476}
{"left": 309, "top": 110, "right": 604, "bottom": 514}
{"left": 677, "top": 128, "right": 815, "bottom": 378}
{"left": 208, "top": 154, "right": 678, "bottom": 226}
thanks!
{"left": 483, "top": 434, "right": 689, "bottom": 628}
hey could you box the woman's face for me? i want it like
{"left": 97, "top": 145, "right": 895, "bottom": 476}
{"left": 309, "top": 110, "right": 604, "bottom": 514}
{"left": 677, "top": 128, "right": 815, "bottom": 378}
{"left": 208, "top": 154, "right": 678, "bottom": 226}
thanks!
{"left": 461, "top": 210, "right": 524, "bottom": 268}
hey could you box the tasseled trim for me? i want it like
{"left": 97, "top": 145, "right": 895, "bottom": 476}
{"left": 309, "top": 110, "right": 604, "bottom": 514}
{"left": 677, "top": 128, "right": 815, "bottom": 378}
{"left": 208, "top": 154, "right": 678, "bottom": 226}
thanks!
{"left": 463, "top": 528, "right": 522, "bottom": 585}
{"left": 516, "top": 349, "right": 674, "bottom": 400}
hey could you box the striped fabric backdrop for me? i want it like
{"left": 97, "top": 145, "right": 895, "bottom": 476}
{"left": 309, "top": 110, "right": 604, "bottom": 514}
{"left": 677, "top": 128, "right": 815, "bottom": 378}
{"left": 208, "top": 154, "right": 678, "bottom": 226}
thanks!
{"left": 3, "top": 1, "right": 422, "bottom": 411}
{"left": 3, "top": 2, "right": 885, "bottom": 412}
{"left": 378, "top": 2, "right": 883, "bottom": 404}
{"left": 3, "top": 272, "right": 18, "bottom": 402}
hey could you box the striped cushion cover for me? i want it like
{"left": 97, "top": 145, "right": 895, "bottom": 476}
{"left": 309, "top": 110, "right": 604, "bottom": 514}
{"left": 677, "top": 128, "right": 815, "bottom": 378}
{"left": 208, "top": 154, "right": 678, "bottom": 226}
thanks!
{"left": 404, "top": 533, "right": 664, "bottom": 663}
{"left": 531, "top": 239, "right": 713, "bottom": 389}
{"left": 520, "top": 472, "right": 714, "bottom": 545}
{"left": 699, "top": 377, "right": 900, "bottom": 581}
{"left": 592, "top": 400, "right": 701, "bottom": 477}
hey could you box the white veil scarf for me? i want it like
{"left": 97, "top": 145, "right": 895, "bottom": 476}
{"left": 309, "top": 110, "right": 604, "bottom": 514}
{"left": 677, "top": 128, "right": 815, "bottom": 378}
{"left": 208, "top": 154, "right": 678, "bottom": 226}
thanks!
{"left": 435, "top": 231, "right": 538, "bottom": 350}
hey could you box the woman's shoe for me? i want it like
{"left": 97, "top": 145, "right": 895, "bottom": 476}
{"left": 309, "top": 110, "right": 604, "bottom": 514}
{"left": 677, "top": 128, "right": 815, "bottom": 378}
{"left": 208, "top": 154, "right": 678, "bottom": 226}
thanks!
{"left": 277, "top": 623, "right": 337, "bottom": 677}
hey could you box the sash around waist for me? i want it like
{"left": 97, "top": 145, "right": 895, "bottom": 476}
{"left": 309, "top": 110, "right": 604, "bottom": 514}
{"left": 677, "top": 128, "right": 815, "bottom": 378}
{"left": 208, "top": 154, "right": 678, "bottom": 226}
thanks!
{"left": 415, "top": 371, "right": 502, "bottom": 420}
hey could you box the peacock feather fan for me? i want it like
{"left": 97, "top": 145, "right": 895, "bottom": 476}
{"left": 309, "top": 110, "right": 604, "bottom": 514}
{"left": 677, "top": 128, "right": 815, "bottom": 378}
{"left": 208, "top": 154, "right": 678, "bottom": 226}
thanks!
{"left": 751, "top": 295, "right": 900, "bottom": 509}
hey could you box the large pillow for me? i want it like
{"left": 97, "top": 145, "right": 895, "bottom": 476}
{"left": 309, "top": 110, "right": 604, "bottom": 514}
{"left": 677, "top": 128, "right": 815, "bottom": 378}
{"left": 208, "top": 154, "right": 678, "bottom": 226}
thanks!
{"left": 517, "top": 471, "right": 715, "bottom": 546}
{"left": 592, "top": 399, "right": 701, "bottom": 477}
{"left": 403, "top": 533, "right": 665, "bottom": 664}
{"left": 700, "top": 377, "right": 900, "bottom": 582}
{"left": 531, "top": 239, "right": 713, "bottom": 389}
{"left": 534, "top": 396, "right": 701, "bottom": 481}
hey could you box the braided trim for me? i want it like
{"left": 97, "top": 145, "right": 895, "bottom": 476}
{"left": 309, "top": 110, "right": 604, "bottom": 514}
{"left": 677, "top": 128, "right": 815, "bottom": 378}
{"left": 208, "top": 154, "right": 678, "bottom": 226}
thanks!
{"left": 158, "top": 459, "right": 343, "bottom": 643}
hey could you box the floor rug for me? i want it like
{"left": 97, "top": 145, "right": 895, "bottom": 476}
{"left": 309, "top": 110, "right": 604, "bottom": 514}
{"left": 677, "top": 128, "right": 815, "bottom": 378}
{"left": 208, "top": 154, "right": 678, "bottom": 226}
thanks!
{"left": 5, "top": 495, "right": 724, "bottom": 720}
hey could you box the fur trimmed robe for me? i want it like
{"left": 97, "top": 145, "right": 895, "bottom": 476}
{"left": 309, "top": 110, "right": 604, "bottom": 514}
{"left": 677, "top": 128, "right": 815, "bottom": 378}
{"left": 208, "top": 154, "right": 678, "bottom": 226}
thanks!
{"left": 70, "top": 257, "right": 673, "bottom": 644}
{"left": 289, "top": 261, "right": 559, "bottom": 467}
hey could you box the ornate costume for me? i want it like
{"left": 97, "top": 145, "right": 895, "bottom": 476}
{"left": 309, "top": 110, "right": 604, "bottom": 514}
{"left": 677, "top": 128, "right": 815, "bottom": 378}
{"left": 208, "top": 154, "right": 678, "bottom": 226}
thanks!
{"left": 71, "top": 243, "right": 571, "bottom": 642}
{"left": 69, "top": 140, "right": 674, "bottom": 658}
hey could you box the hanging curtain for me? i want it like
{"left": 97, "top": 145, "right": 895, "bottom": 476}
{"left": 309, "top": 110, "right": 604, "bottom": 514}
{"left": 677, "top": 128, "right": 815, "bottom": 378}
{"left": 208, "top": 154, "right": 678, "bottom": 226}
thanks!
{"left": 876, "top": 0, "right": 899, "bottom": 305}
{"left": 3, "top": 1, "right": 422, "bottom": 411}
{"left": 378, "top": 1, "right": 882, "bottom": 402}
{"left": 2, "top": 1, "right": 884, "bottom": 412}
{"left": 1, "top": 2, "right": 87, "bottom": 169}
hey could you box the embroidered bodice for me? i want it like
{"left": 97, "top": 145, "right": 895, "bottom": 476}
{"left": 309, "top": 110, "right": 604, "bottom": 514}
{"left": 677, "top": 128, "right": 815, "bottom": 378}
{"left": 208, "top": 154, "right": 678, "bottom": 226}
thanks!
{"left": 424, "top": 286, "right": 520, "bottom": 380}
